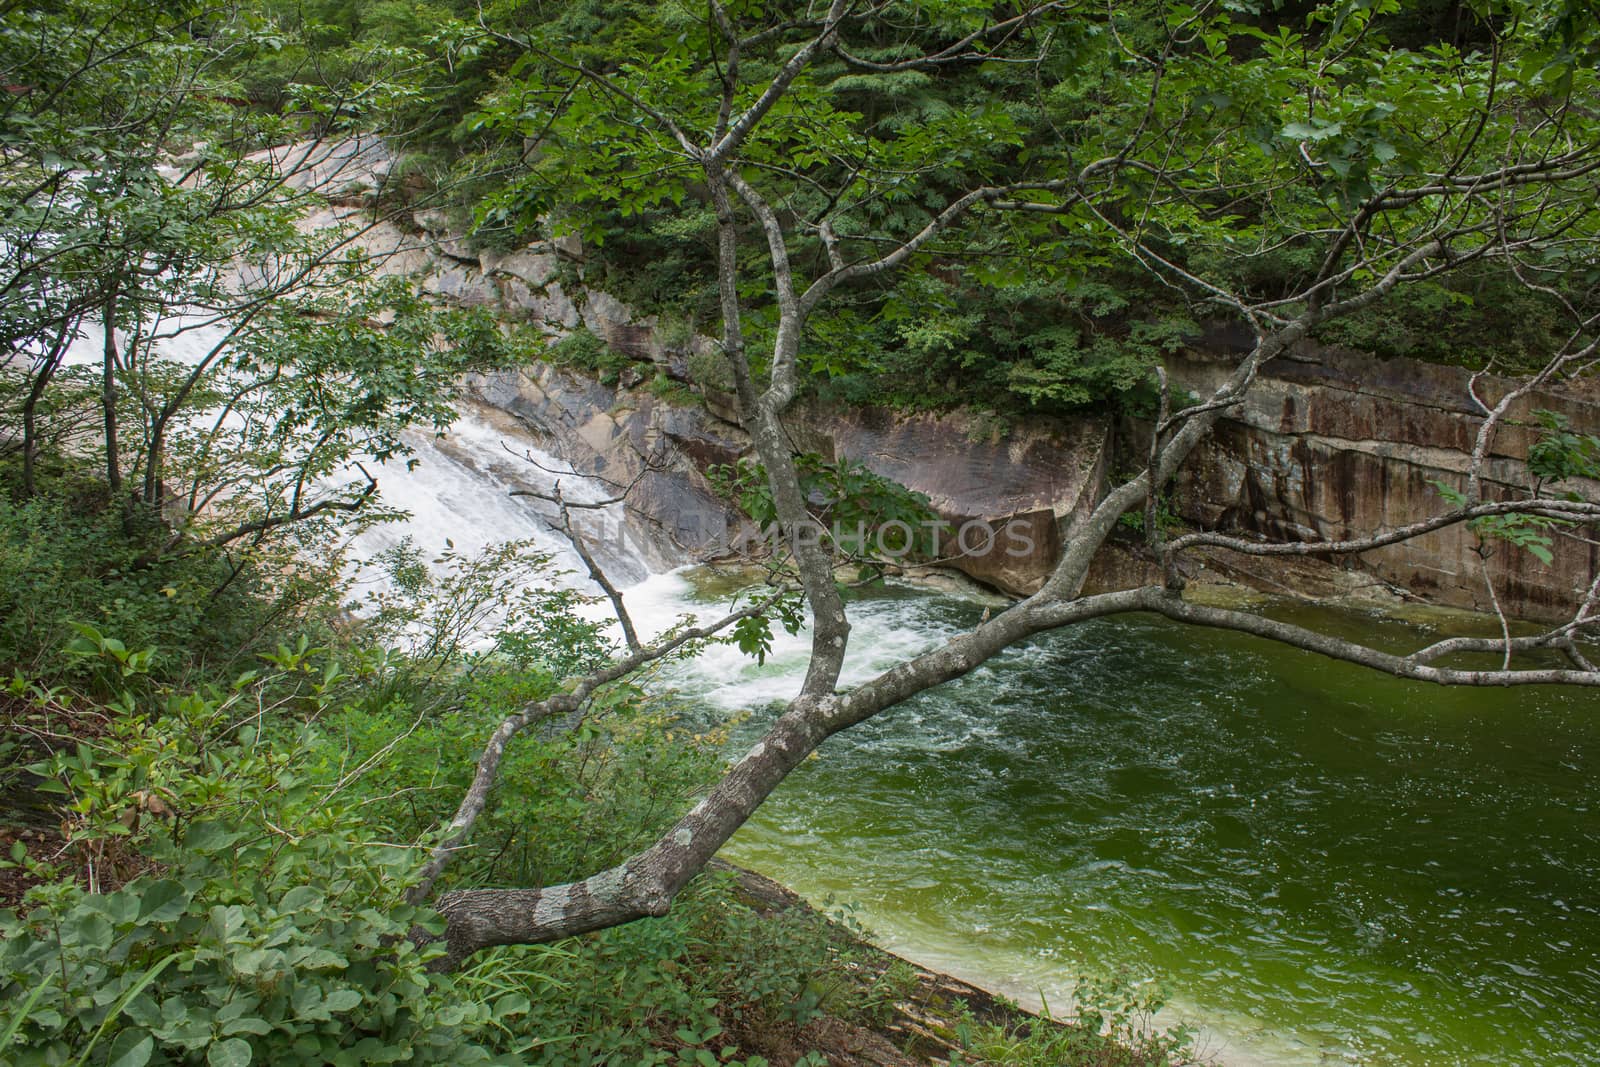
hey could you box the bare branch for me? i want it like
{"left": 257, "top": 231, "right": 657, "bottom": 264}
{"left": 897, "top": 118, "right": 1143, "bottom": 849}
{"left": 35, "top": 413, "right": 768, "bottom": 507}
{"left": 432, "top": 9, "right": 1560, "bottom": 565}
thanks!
{"left": 1165, "top": 500, "right": 1600, "bottom": 563}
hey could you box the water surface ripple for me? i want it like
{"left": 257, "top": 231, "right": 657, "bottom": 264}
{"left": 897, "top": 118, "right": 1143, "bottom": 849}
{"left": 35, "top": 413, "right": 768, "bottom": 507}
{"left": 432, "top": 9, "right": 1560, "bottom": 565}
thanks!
{"left": 641, "top": 575, "right": 1600, "bottom": 1066}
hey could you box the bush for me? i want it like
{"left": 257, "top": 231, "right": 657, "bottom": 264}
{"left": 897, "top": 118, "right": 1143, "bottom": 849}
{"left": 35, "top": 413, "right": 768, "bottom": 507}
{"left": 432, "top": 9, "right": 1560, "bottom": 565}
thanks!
{"left": 0, "top": 479, "right": 342, "bottom": 691}
{"left": 544, "top": 327, "right": 634, "bottom": 386}
{"left": 0, "top": 665, "right": 506, "bottom": 1067}
{"left": 0, "top": 639, "right": 845, "bottom": 1067}
{"left": 0, "top": 526, "right": 900, "bottom": 1067}
{"left": 952, "top": 970, "right": 1195, "bottom": 1067}
{"left": 495, "top": 871, "right": 847, "bottom": 1066}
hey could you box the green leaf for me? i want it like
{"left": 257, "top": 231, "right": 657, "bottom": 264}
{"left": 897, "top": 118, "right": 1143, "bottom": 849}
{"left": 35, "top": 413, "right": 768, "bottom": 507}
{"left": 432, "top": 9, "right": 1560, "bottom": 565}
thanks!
{"left": 220, "top": 1017, "right": 274, "bottom": 1037}
{"left": 492, "top": 993, "right": 531, "bottom": 1019}
{"left": 321, "top": 989, "right": 363, "bottom": 1014}
{"left": 64, "top": 911, "right": 114, "bottom": 951}
{"left": 106, "top": 1032, "right": 154, "bottom": 1067}
{"left": 184, "top": 822, "right": 245, "bottom": 853}
{"left": 208, "top": 1038, "right": 253, "bottom": 1067}
{"left": 1282, "top": 120, "right": 1342, "bottom": 141}
{"left": 278, "top": 886, "right": 325, "bottom": 912}
{"left": 138, "top": 880, "right": 191, "bottom": 923}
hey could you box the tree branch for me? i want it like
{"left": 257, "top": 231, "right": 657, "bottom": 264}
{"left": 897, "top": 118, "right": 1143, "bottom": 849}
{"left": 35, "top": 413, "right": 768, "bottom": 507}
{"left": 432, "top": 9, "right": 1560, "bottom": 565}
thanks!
{"left": 407, "top": 588, "right": 788, "bottom": 905}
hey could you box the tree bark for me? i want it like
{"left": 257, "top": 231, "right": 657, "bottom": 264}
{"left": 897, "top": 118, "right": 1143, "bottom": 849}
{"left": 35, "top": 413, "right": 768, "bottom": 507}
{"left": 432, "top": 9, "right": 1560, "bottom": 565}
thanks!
{"left": 101, "top": 294, "right": 121, "bottom": 495}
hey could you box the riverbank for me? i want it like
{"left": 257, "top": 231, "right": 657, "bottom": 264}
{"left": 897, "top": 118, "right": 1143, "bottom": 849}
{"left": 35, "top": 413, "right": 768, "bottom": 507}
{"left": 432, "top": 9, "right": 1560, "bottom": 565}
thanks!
{"left": 706, "top": 861, "right": 1200, "bottom": 1067}
{"left": 0, "top": 776, "right": 1191, "bottom": 1067}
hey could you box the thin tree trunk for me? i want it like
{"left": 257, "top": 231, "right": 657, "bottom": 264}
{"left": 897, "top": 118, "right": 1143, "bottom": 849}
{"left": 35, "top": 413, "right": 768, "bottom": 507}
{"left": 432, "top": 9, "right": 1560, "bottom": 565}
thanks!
{"left": 101, "top": 295, "right": 121, "bottom": 494}
{"left": 20, "top": 320, "right": 76, "bottom": 496}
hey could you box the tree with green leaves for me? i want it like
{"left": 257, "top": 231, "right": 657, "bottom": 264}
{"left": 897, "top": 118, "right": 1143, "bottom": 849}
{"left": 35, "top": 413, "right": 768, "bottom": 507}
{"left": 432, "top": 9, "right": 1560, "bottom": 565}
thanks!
{"left": 392, "top": 0, "right": 1600, "bottom": 966}
{"left": 0, "top": 0, "right": 513, "bottom": 578}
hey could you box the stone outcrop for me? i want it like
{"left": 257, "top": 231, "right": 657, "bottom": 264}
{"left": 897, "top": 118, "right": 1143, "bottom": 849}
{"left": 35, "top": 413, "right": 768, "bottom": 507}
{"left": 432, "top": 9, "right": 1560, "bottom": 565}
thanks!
{"left": 1167, "top": 345, "right": 1600, "bottom": 620}
{"left": 466, "top": 364, "right": 744, "bottom": 572}
{"left": 404, "top": 222, "right": 1594, "bottom": 614}
{"left": 464, "top": 363, "right": 1111, "bottom": 596}
{"left": 284, "top": 141, "right": 1596, "bottom": 617}
{"left": 782, "top": 403, "right": 1110, "bottom": 595}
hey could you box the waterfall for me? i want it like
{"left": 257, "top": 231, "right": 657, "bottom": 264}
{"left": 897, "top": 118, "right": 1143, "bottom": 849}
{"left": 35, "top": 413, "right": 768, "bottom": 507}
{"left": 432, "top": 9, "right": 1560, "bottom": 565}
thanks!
{"left": 340, "top": 402, "right": 652, "bottom": 599}
{"left": 58, "top": 313, "right": 663, "bottom": 642}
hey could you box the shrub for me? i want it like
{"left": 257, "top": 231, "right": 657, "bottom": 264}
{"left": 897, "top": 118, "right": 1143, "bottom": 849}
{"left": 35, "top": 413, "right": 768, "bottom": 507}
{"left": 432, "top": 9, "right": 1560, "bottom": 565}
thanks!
{"left": 952, "top": 970, "right": 1195, "bottom": 1067}
{"left": 0, "top": 666, "right": 506, "bottom": 1067}
{"left": 544, "top": 327, "right": 634, "bottom": 386}
{"left": 0, "top": 477, "right": 342, "bottom": 691}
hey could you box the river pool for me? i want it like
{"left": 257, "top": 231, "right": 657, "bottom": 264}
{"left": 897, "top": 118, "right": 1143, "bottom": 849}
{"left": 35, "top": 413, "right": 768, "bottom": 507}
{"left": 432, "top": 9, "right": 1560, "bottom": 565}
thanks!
{"left": 633, "top": 570, "right": 1600, "bottom": 1066}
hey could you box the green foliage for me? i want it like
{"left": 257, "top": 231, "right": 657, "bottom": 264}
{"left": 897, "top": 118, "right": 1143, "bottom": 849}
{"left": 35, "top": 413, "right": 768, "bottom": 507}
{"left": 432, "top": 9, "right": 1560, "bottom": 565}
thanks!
{"left": 1116, "top": 493, "right": 1182, "bottom": 538}
{"left": 1431, "top": 479, "right": 1560, "bottom": 566}
{"left": 648, "top": 372, "right": 700, "bottom": 408}
{"left": 1528, "top": 409, "right": 1600, "bottom": 488}
{"left": 1469, "top": 511, "right": 1560, "bottom": 565}
{"left": 686, "top": 349, "right": 737, "bottom": 394}
{"left": 812, "top": 273, "right": 1194, "bottom": 419}
{"left": 0, "top": 553, "right": 855, "bottom": 1064}
{"left": 952, "top": 970, "right": 1193, "bottom": 1067}
{"left": 0, "top": 476, "right": 344, "bottom": 689}
{"left": 1422, "top": 408, "right": 1600, "bottom": 567}
{"left": 0, "top": 667, "right": 504, "bottom": 1067}
{"left": 726, "top": 596, "right": 805, "bottom": 667}
{"left": 543, "top": 327, "right": 635, "bottom": 386}
{"left": 708, "top": 454, "right": 941, "bottom": 561}
{"left": 326, "top": 669, "right": 723, "bottom": 894}
{"left": 0, "top": 629, "right": 863, "bottom": 1065}
{"left": 0, "top": 500, "right": 841, "bottom": 1060}
{"left": 1312, "top": 270, "right": 1576, "bottom": 371}
{"left": 448, "top": 0, "right": 1600, "bottom": 421}
{"left": 1, "top": 0, "right": 519, "bottom": 586}
{"left": 356, "top": 537, "right": 611, "bottom": 674}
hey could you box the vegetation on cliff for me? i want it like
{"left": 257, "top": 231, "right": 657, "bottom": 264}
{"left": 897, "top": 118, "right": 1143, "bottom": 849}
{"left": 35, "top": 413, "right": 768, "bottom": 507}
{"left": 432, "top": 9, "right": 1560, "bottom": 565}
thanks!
{"left": 255, "top": 0, "right": 1599, "bottom": 418}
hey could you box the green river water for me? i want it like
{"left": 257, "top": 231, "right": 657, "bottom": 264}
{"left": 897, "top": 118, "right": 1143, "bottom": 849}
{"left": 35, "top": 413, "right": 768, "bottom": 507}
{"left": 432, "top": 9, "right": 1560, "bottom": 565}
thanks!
{"left": 640, "top": 571, "right": 1600, "bottom": 1066}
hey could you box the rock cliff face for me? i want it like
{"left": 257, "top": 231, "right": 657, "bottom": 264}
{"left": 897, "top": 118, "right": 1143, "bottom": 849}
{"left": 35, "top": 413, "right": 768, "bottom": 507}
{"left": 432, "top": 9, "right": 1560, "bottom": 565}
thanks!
{"left": 1167, "top": 346, "right": 1600, "bottom": 620}
{"left": 465, "top": 364, "right": 745, "bottom": 573}
{"left": 465, "top": 363, "right": 1110, "bottom": 597}
{"left": 781, "top": 403, "right": 1109, "bottom": 595}
{"left": 292, "top": 157, "right": 1109, "bottom": 596}
{"left": 296, "top": 141, "right": 1593, "bottom": 618}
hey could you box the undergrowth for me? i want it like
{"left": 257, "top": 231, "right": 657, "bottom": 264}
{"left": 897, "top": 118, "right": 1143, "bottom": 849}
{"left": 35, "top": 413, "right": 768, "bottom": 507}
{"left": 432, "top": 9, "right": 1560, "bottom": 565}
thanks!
{"left": 0, "top": 472, "right": 1194, "bottom": 1066}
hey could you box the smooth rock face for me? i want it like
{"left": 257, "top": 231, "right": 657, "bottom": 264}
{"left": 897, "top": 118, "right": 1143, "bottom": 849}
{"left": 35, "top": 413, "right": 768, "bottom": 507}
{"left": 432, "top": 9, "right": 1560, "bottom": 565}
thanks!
{"left": 1169, "top": 345, "right": 1600, "bottom": 620}
{"left": 467, "top": 365, "right": 744, "bottom": 572}
{"left": 255, "top": 136, "right": 395, "bottom": 205}
{"left": 464, "top": 364, "right": 1112, "bottom": 595}
{"left": 784, "top": 404, "right": 1110, "bottom": 595}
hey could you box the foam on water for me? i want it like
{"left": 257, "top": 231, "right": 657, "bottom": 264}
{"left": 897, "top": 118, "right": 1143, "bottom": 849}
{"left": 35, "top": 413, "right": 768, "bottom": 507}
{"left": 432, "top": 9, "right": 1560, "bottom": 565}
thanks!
{"left": 631, "top": 571, "right": 970, "bottom": 713}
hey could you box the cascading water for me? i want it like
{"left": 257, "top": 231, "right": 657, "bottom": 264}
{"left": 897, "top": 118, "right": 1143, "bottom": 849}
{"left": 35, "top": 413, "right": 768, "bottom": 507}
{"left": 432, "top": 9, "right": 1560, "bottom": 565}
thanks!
{"left": 336, "top": 404, "right": 653, "bottom": 600}
{"left": 60, "top": 317, "right": 650, "bottom": 623}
